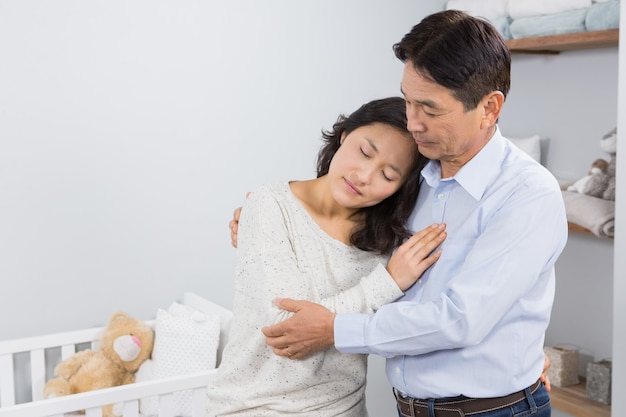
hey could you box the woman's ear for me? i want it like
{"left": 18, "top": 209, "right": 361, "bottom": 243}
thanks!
{"left": 480, "top": 91, "right": 504, "bottom": 130}
{"left": 340, "top": 131, "right": 347, "bottom": 144}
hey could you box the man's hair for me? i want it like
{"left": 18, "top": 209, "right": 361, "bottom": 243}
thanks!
{"left": 393, "top": 9, "right": 511, "bottom": 111}
{"left": 316, "top": 97, "right": 427, "bottom": 255}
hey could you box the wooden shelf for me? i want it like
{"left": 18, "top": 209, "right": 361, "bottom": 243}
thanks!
{"left": 550, "top": 378, "right": 611, "bottom": 417}
{"left": 505, "top": 29, "right": 619, "bottom": 54}
{"left": 567, "top": 222, "right": 614, "bottom": 239}
{"left": 568, "top": 222, "right": 594, "bottom": 236}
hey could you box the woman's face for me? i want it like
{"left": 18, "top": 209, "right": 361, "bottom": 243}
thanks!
{"left": 328, "top": 122, "right": 417, "bottom": 209}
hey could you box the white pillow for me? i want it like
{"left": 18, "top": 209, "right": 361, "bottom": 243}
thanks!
{"left": 138, "top": 302, "right": 221, "bottom": 417}
{"left": 508, "top": 134, "right": 542, "bottom": 163}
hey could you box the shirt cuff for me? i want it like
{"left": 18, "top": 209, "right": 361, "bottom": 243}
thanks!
{"left": 334, "top": 312, "right": 370, "bottom": 354}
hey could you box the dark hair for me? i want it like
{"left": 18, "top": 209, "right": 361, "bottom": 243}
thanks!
{"left": 393, "top": 10, "right": 510, "bottom": 111}
{"left": 316, "top": 97, "right": 428, "bottom": 255}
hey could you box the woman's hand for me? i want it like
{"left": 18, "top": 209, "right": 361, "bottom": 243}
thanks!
{"left": 386, "top": 223, "right": 446, "bottom": 291}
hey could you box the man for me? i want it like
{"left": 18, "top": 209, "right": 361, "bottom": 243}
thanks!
{"left": 231, "top": 10, "right": 566, "bottom": 417}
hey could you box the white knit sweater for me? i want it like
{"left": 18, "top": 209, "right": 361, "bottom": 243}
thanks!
{"left": 206, "top": 182, "right": 403, "bottom": 416}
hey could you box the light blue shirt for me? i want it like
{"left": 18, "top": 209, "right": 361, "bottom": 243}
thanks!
{"left": 334, "top": 128, "right": 568, "bottom": 398}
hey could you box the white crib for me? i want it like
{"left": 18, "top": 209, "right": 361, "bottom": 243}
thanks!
{"left": 0, "top": 292, "right": 232, "bottom": 417}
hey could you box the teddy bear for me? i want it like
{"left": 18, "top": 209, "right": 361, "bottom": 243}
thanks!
{"left": 583, "top": 127, "right": 617, "bottom": 201}
{"left": 567, "top": 157, "right": 609, "bottom": 194}
{"left": 44, "top": 311, "right": 154, "bottom": 417}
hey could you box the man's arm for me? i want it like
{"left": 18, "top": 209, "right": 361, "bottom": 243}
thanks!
{"left": 262, "top": 298, "right": 553, "bottom": 391}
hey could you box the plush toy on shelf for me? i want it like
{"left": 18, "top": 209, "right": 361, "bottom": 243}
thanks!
{"left": 567, "top": 157, "right": 609, "bottom": 194}
{"left": 44, "top": 311, "right": 154, "bottom": 417}
{"left": 583, "top": 127, "right": 617, "bottom": 201}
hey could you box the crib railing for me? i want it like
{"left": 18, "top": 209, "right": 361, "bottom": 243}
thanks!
{"left": 0, "top": 292, "right": 231, "bottom": 417}
{"left": 0, "top": 370, "right": 216, "bottom": 417}
{"left": 0, "top": 326, "right": 104, "bottom": 407}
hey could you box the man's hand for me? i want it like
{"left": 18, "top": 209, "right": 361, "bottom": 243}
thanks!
{"left": 228, "top": 193, "right": 250, "bottom": 248}
{"left": 261, "top": 298, "right": 335, "bottom": 360}
{"left": 229, "top": 207, "right": 242, "bottom": 248}
{"left": 540, "top": 355, "right": 551, "bottom": 392}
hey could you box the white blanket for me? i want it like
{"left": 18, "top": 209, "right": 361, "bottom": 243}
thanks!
{"left": 562, "top": 191, "right": 615, "bottom": 238}
{"left": 446, "top": 0, "right": 509, "bottom": 21}
{"left": 508, "top": 0, "right": 592, "bottom": 19}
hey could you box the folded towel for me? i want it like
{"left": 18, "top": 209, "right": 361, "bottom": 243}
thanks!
{"left": 492, "top": 16, "right": 513, "bottom": 39}
{"left": 508, "top": 0, "right": 592, "bottom": 20}
{"left": 509, "top": 8, "right": 588, "bottom": 39}
{"left": 585, "top": 0, "right": 620, "bottom": 31}
{"left": 446, "top": 0, "right": 509, "bottom": 21}
{"left": 562, "top": 191, "right": 615, "bottom": 237}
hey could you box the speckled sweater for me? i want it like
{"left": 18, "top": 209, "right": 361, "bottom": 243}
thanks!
{"left": 206, "top": 182, "right": 404, "bottom": 417}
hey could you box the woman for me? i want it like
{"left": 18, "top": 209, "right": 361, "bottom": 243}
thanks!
{"left": 206, "top": 97, "right": 446, "bottom": 416}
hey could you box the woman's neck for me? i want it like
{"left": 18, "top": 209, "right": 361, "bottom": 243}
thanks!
{"left": 289, "top": 178, "right": 362, "bottom": 245}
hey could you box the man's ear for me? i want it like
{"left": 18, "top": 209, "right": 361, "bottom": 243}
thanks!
{"left": 480, "top": 91, "right": 504, "bottom": 129}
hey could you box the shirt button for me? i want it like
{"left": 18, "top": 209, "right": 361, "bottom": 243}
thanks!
{"left": 395, "top": 367, "right": 401, "bottom": 374}
{"left": 438, "top": 193, "right": 445, "bottom": 200}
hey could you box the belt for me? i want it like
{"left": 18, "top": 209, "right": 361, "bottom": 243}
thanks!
{"left": 395, "top": 379, "right": 542, "bottom": 417}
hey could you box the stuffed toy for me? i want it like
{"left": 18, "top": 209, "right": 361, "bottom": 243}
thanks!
{"left": 567, "top": 157, "right": 608, "bottom": 194}
{"left": 44, "top": 311, "right": 154, "bottom": 417}
{"left": 583, "top": 128, "right": 617, "bottom": 201}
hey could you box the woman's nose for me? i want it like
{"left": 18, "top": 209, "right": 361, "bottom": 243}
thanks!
{"left": 355, "top": 166, "right": 375, "bottom": 185}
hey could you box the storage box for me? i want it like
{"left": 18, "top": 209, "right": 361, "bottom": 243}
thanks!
{"left": 586, "top": 360, "right": 612, "bottom": 405}
{"left": 543, "top": 346, "right": 580, "bottom": 387}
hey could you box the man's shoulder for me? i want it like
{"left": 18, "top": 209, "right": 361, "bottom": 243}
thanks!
{"left": 500, "top": 141, "right": 557, "bottom": 186}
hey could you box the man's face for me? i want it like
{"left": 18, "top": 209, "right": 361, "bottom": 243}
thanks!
{"left": 400, "top": 62, "right": 486, "bottom": 178}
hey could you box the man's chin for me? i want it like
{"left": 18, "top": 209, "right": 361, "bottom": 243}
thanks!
{"left": 416, "top": 145, "right": 438, "bottom": 159}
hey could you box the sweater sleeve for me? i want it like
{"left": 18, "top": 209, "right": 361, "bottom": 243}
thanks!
{"left": 316, "top": 263, "right": 404, "bottom": 314}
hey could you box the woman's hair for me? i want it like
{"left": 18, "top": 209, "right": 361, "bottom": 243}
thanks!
{"left": 393, "top": 9, "right": 510, "bottom": 111}
{"left": 316, "top": 97, "right": 428, "bottom": 255}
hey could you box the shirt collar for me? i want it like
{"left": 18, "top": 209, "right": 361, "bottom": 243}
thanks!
{"left": 421, "top": 126, "right": 505, "bottom": 201}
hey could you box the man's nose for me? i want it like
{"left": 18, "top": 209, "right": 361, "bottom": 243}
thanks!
{"left": 406, "top": 106, "right": 426, "bottom": 133}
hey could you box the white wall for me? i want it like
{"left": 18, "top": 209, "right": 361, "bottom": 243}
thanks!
{"left": 0, "top": 0, "right": 447, "bottom": 414}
